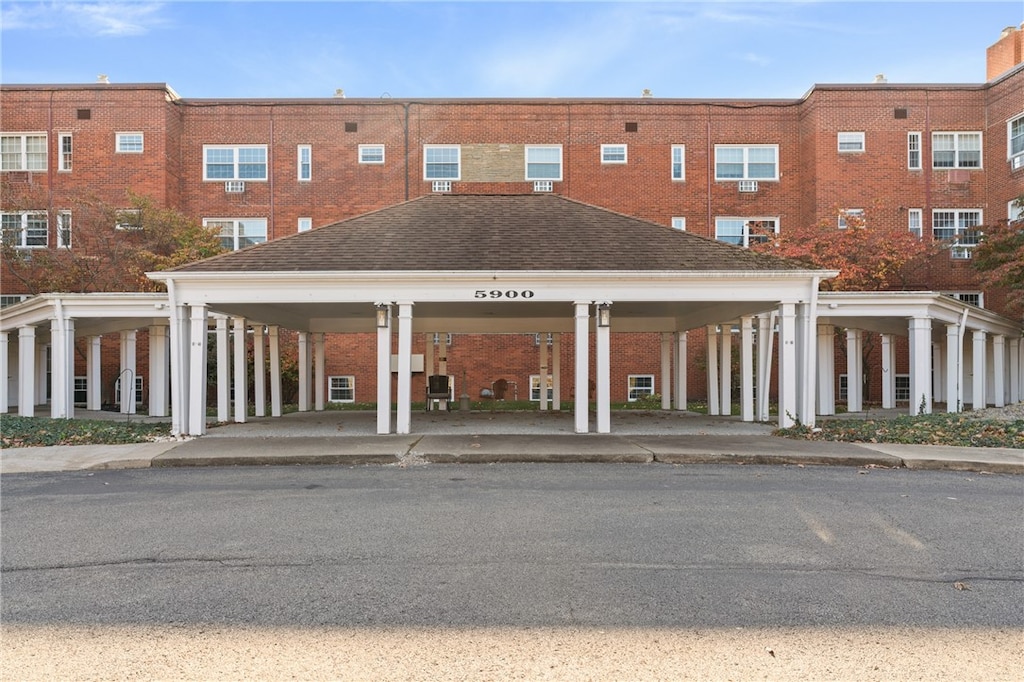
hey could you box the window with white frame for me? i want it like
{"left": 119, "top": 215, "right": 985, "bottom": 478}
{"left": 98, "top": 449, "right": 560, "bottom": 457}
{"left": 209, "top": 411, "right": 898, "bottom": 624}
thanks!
{"left": 57, "top": 212, "right": 72, "bottom": 248}
{"left": 839, "top": 374, "right": 848, "bottom": 401}
{"left": 74, "top": 376, "right": 88, "bottom": 405}
{"left": 838, "top": 208, "right": 864, "bottom": 229}
{"left": 203, "top": 145, "right": 268, "bottom": 181}
{"left": 907, "top": 132, "right": 921, "bottom": 170}
{"left": 627, "top": 375, "right": 654, "bottom": 402}
{"left": 1, "top": 133, "right": 47, "bottom": 171}
{"left": 894, "top": 375, "right": 910, "bottom": 402}
{"left": 908, "top": 208, "right": 923, "bottom": 237}
{"left": 529, "top": 375, "right": 553, "bottom": 402}
{"left": 714, "top": 144, "right": 778, "bottom": 181}
{"left": 297, "top": 217, "right": 312, "bottom": 233}
{"left": 59, "top": 133, "right": 73, "bottom": 172}
{"left": 1010, "top": 199, "right": 1024, "bottom": 223}
{"left": 932, "top": 132, "right": 981, "bottom": 168}
{"left": 297, "top": 145, "right": 311, "bottom": 181}
{"left": 0, "top": 295, "right": 28, "bottom": 308}
{"left": 671, "top": 217, "right": 686, "bottom": 231}
{"left": 671, "top": 145, "right": 685, "bottom": 180}
{"left": 837, "top": 132, "right": 865, "bottom": 153}
{"left": 116, "top": 133, "right": 144, "bottom": 154}
{"left": 424, "top": 145, "right": 460, "bottom": 180}
{"left": 115, "top": 209, "right": 143, "bottom": 231}
{"left": 714, "top": 217, "right": 778, "bottom": 247}
{"left": 328, "top": 376, "right": 355, "bottom": 403}
{"left": 1, "top": 211, "right": 48, "bottom": 247}
{"left": 1008, "top": 113, "right": 1024, "bottom": 164}
{"left": 946, "top": 292, "right": 983, "bottom": 308}
{"left": 359, "top": 144, "right": 384, "bottom": 164}
{"left": 114, "top": 376, "right": 144, "bottom": 405}
{"left": 601, "top": 144, "right": 627, "bottom": 164}
{"left": 932, "top": 209, "right": 982, "bottom": 259}
{"left": 203, "top": 218, "right": 268, "bottom": 251}
{"left": 525, "top": 145, "right": 562, "bottom": 181}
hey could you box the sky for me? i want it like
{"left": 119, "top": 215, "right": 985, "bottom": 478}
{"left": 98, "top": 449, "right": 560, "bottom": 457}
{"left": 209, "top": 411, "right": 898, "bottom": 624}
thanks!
{"left": 2, "top": 1, "right": 1023, "bottom": 99}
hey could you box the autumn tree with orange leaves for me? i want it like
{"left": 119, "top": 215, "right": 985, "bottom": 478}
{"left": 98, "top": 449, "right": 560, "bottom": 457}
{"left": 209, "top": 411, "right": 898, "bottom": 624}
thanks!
{"left": 972, "top": 195, "right": 1024, "bottom": 318}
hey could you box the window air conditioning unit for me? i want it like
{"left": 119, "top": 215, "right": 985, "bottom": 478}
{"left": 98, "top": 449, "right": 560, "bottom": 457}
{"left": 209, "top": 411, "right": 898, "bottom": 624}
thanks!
{"left": 1012, "top": 155, "right": 1024, "bottom": 170}
{"left": 738, "top": 180, "right": 758, "bottom": 193}
{"left": 533, "top": 180, "right": 553, "bottom": 192}
{"left": 431, "top": 181, "right": 452, "bottom": 193}
{"left": 225, "top": 180, "right": 245, "bottom": 193}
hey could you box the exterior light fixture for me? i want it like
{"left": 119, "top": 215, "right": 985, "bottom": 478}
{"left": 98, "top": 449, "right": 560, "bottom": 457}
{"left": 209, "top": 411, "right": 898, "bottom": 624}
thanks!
{"left": 597, "top": 302, "right": 611, "bottom": 328}
{"left": 376, "top": 303, "right": 390, "bottom": 328}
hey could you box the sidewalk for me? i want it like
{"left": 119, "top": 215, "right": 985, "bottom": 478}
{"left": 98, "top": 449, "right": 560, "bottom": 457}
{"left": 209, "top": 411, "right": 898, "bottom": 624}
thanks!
{"left": 2, "top": 410, "right": 1021, "bottom": 475}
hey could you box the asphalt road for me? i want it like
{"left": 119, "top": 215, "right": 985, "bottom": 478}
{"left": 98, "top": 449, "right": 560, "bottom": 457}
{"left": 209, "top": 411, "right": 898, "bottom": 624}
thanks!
{"left": 2, "top": 463, "right": 1022, "bottom": 680}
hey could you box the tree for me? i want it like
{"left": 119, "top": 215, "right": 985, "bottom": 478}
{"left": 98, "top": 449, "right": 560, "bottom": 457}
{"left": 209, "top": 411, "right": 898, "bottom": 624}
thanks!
{"left": 1, "top": 187, "right": 225, "bottom": 294}
{"left": 972, "top": 195, "right": 1024, "bottom": 317}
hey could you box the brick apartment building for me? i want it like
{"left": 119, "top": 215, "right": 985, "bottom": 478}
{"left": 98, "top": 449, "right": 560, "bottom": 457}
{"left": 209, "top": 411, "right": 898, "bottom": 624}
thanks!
{"left": 2, "top": 25, "right": 1023, "bottom": 418}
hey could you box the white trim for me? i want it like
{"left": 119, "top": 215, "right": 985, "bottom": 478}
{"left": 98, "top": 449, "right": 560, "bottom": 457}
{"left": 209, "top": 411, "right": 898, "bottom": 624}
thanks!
{"left": 837, "top": 131, "right": 865, "bottom": 153}
{"left": 714, "top": 144, "right": 779, "bottom": 181}
{"left": 908, "top": 208, "right": 923, "bottom": 237}
{"left": 297, "top": 217, "right": 312, "bottom": 233}
{"left": 58, "top": 133, "right": 73, "bottom": 172}
{"left": 600, "top": 144, "right": 627, "bottom": 164}
{"left": 359, "top": 144, "right": 385, "bottom": 164}
{"left": 328, "top": 375, "right": 356, "bottom": 403}
{"left": 525, "top": 144, "right": 563, "bottom": 181}
{"left": 1, "top": 132, "right": 47, "bottom": 171}
{"left": 203, "top": 217, "right": 268, "bottom": 251}
{"left": 671, "top": 217, "right": 686, "bottom": 231}
{"left": 671, "top": 144, "right": 685, "bottom": 181}
{"left": 1007, "top": 112, "right": 1024, "bottom": 162}
{"left": 907, "top": 131, "right": 922, "bottom": 170}
{"left": 931, "top": 131, "right": 982, "bottom": 169}
{"left": 115, "top": 132, "right": 144, "bottom": 154}
{"left": 627, "top": 374, "right": 654, "bottom": 401}
{"left": 423, "top": 144, "right": 460, "bottom": 180}
{"left": 837, "top": 208, "right": 864, "bottom": 230}
{"left": 203, "top": 144, "right": 268, "bottom": 181}
{"left": 297, "top": 144, "right": 311, "bottom": 181}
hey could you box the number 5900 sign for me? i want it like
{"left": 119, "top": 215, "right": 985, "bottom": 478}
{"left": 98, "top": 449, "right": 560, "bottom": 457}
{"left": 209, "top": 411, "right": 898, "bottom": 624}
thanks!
{"left": 474, "top": 289, "right": 534, "bottom": 299}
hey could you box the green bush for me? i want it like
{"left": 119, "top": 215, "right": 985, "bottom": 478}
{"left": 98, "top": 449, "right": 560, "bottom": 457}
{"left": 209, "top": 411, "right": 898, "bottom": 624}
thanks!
{"left": 0, "top": 416, "right": 171, "bottom": 448}
{"left": 776, "top": 413, "right": 1023, "bottom": 449}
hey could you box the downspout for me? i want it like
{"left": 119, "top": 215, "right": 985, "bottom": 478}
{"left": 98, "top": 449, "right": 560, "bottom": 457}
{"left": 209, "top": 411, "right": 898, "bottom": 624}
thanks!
{"left": 47, "top": 91, "right": 54, "bottom": 225}
{"left": 706, "top": 106, "right": 713, "bottom": 233}
{"left": 269, "top": 109, "right": 275, "bottom": 238}
{"left": 403, "top": 102, "right": 410, "bottom": 201}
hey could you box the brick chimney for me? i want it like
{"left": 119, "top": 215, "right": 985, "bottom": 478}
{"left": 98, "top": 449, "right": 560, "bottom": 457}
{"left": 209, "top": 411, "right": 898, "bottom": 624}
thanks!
{"left": 987, "top": 23, "right": 1024, "bottom": 80}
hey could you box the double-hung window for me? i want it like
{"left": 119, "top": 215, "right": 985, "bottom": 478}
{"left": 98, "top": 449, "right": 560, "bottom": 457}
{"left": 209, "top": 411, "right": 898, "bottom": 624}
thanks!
{"left": 837, "top": 132, "right": 865, "bottom": 153}
{"left": 1, "top": 211, "right": 49, "bottom": 248}
{"left": 297, "top": 145, "right": 311, "bottom": 181}
{"left": 359, "top": 144, "right": 384, "bottom": 164}
{"left": 908, "top": 208, "right": 923, "bottom": 237}
{"left": 529, "top": 375, "right": 553, "bottom": 402}
{"left": 116, "top": 133, "right": 144, "bottom": 154}
{"left": 329, "top": 376, "right": 355, "bottom": 403}
{"left": 627, "top": 375, "right": 655, "bottom": 402}
{"left": 907, "top": 132, "right": 922, "bottom": 170}
{"left": 203, "top": 145, "right": 268, "bottom": 181}
{"left": 714, "top": 217, "right": 778, "bottom": 247}
{"left": 601, "top": 144, "right": 627, "bottom": 164}
{"left": 204, "top": 217, "right": 268, "bottom": 251}
{"left": 671, "top": 217, "right": 686, "bottom": 231}
{"left": 671, "top": 145, "right": 685, "bottom": 180}
{"left": 56, "top": 212, "right": 72, "bottom": 248}
{"left": 932, "top": 132, "right": 981, "bottom": 168}
{"left": 714, "top": 144, "right": 778, "bottom": 181}
{"left": 1008, "top": 114, "right": 1024, "bottom": 167}
{"left": 838, "top": 208, "right": 864, "bottom": 229}
{"left": 1, "top": 133, "right": 47, "bottom": 171}
{"left": 59, "top": 133, "right": 73, "bottom": 171}
{"left": 525, "top": 145, "right": 562, "bottom": 181}
{"left": 424, "top": 145, "right": 460, "bottom": 180}
{"left": 932, "top": 209, "right": 982, "bottom": 259}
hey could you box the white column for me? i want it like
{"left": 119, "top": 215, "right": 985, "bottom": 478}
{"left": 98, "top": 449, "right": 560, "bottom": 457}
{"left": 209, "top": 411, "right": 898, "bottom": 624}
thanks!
{"left": 740, "top": 318, "right": 754, "bottom": 421}
{"left": 0, "top": 331, "right": 7, "bottom": 414}
{"left": 188, "top": 305, "right": 208, "bottom": 436}
{"left": 50, "top": 317, "right": 68, "bottom": 419}
{"left": 880, "top": 333, "right": 896, "bottom": 410}
{"left": 18, "top": 326, "right": 36, "bottom": 417}
{"left": 119, "top": 330, "right": 137, "bottom": 415}
{"left": 674, "top": 331, "right": 687, "bottom": 411}
{"left": 169, "top": 301, "right": 190, "bottom": 436}
{"left": 376, "top": 306, "right": 392, "bottom": 434}
{"left": 216, "top": 316, "right": 230, "bottom": 422}
{"left": 909, "top": 318, "right": 933, "bottom": 415}
{"left": 845, "top": 329, "right": 863, "bottom": 413}
{"left": 269, "top": 326, "right": 282, "bottom": 418}
{"left": 993, "top": 335, "right": 1006, "bottom": 408}
{"left": 932, "top": 341, "right": 945, "bottom": 405}
{"left": 35, "top": 344, "right": 46, "bottom": 407}
{"left": 706, "top": 325, "right": 720, "bottom": 416}
{"left": 817, "top": 324, "right": 836, "bottom": 416}
{"left": 149, "top": 325, "right": 169, "bottom": 417}
{"left": 946, "top": 324, "right": 962, "bottom": 413}
{"left": 297, "top": 331, "right": 310, "bottom": 412}
{"left": 62, "top": 318, "right": 75, "bottom": 419}
{"left": 574, "top": 302, "right": 590, "bottom": 434}
{"left": 314, "top": 332, "right": 326, "bottom": 411}
{"left": 972, "top": 330, "right": 987, "bottom": 411}
{"left": 757, "top": 314, "right": 773, "bottom": 422}
{"left": 1009, "top": 338, "right": 1021, "bottom": 404}
{"left": 396, "top": 303, "right": 414, "bottom": 435}
{"left": 778, "top": 303, "right": 797, "bottom": 428}
{"left": 233, "top": 317, "right": 248, "bottom": 423}
{"left": 539, "top": 333, "right": 549, "bottom": 411}
{"left": 595, "top": 303, "right": 611, "bottom": 434}
{"left": 719, "top": 325, "right": 731, "bottom": 416}
{"left": 253, "top": 325, "right": 266, "bottom": 417}
{"left": 660, "top": 333, "right": 672, "bottom": 410}
{"left": 552, "top": 333, "right": 562, "bottom": 411}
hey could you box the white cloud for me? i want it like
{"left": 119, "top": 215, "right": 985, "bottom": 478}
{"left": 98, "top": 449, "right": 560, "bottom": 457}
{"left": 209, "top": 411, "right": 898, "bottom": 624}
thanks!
{"left": 1, "top": 1, "right": 168, "bottom": 37}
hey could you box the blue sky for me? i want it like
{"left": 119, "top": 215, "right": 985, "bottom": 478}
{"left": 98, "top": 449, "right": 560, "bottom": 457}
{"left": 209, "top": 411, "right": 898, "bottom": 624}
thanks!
{"left": 2, "top": 1, "right": 1023, "bottom": 99}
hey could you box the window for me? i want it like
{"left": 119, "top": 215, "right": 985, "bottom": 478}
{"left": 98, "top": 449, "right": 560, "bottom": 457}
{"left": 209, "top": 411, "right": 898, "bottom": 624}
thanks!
{"left": 114, "top": 376, "right": 144, "bottom": 405}
{"left": 74, "top": 377, "right": 88, "bottom": 405}
{"left": 297, "top": 145, "right": 311, "bottom": 181}
{"left": 1008, "top": 114, "right": 1024, "bottom": 164}
{"left": 714, "top": 217, "right": 778, "bottom": 247}
{"left": 837, "top": 132, "right": 865, "bottom": 153}
{"left": 714, "top": 145, "right": 778, "bottom": 181}
{"left": 0, "top": 295, "right": 28, "bottom": 308}
{"left": 115, "top": 209, "right": 143, "bottom": 231}
{"left": 57, "top": 212, "right": 72, "bottom": 248}
{"left": 1010, "top": 199, "right": 1024, "bottom": 223}
{"left": 1, "top": 133, "right": 47, "bottom": 171}
{"left": 59, "top": 133, "right": 72, "bottom": 172}
{"left": 529, "top": 375, "right": 553, "bottom": 402}
{"left": 895, "top": 375, "right": 911, "bottom": 402}
{"left": 359, "top": 144, "right": 384, "bottom": 164}
{"left": 839, "top": 374, "right": 848, "bottom": 401}
{"left": 203, "top": 145, "right": 268, "bottom": 181}
{"left": 329, "top": 376, "right": 355, "bottom": 403}
{"left": 525, "top": 145, "right": 562, "bottom": 181}
{"left": 116, "top": 133, "right": 144, "bottom": 154}
{"left": 297, "top": 217, "right": 312, "bottom": 233}
{"left": 203, "top": 218, "right": 268, "bottom": 251}
{"left": 424, "top": 145, "right": 460, "bottom": 180}
{"left": 907, "top": 132, "right": 921, "bottom": 170}
{"left": 838, "top": 208, "right": 864, "bottom": 229}
{"left": 601, "top": 144, "right": 627, "bottom": 164}
{"left": 671, "top": 217, "right": 686, "bottom": 231}
{"left": 908, "top": 208, "right": 923, "bottom": 237}
{"left": 947, "top": 292, "right": 983, "bottom": 308}
{"left": 1, "top": 211, "right": 48, "bottom": 248}
{"left": 671, "top": 145, "right": 685, "bottom": 180}
{"left": 932, "top": 132, "right": 981, "bottom": 169}
{"left": 932, "top": 209, "right": 982, "bottom": 259}
{"left": 627, "top": 375, "right": 654, "bottom": 402}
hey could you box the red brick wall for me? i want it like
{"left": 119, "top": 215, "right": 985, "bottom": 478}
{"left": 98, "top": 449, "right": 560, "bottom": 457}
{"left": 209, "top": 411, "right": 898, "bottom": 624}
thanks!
{"left": 987, "top": 25, "right": 1024, "bottom": 81}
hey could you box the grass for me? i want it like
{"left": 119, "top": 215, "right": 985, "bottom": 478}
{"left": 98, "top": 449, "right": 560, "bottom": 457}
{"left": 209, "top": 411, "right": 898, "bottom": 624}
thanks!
{"left": 0, "top": 415, "right": 171, "bottom": 449}
{"left": 776, "top": 412, "right": 1024, "bottom": 449}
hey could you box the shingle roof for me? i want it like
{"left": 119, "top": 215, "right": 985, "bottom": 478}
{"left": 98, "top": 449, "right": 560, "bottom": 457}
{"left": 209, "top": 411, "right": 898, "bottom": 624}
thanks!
{"left": 172, "top": 194, "right": 812, "bottom": 273}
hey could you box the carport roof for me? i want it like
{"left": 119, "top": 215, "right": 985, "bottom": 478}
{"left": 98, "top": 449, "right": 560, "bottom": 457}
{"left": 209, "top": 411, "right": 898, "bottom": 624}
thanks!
{"left": 171, "top": 194, "right": 813, "bottom": 273}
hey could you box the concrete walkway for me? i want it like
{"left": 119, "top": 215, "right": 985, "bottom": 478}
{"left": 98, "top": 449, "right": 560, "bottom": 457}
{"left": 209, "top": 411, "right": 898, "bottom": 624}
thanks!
{"left": 2, "top": 410, "right": 1021, "bottom": 475}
